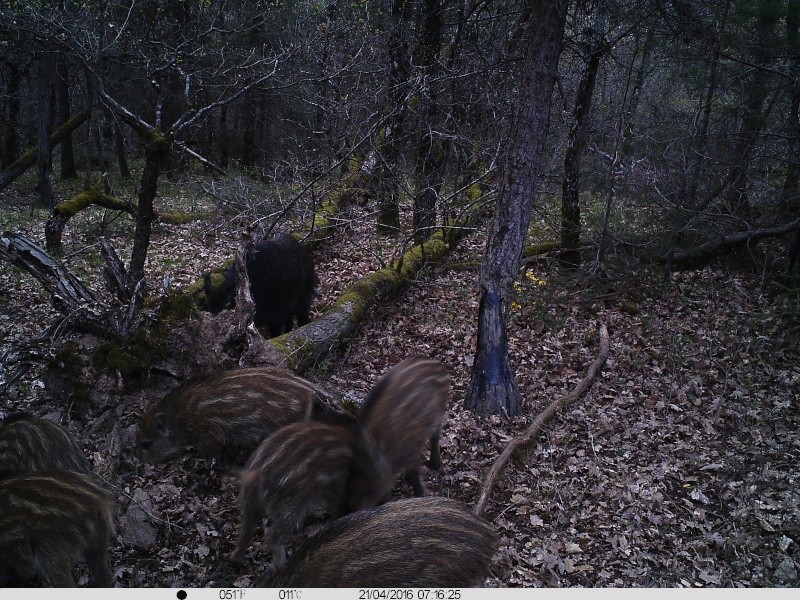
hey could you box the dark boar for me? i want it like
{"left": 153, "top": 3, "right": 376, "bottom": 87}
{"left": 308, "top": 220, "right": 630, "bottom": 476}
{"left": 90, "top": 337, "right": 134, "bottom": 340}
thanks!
{"left": 0, "top": 412, "right": 92, "bottom": 477}
{"left": 358, "top": 355, "right": 450, "bottom": 496}
{"left": 204, "top": 233, "right": 317, "bottom": 337}
{"left": 0, "top": 471, "right": 115, "bottom": 587}
{"left": 136, "top": 366, "right": 322, "bottom": 463}
{"left": 231, "top": 414, "right": 391, "bottom": 568}
{"left": 265, "top": 496, "right": 497, "bottom": 587}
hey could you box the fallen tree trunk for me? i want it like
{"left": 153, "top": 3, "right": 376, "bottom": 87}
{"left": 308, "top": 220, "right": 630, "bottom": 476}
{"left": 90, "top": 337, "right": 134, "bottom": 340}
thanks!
{"left": 45, "top": 189, "right": 207, "bottom": 256}
{"left": 0, "top": 109, "right": 89, "bottom": 192}
{"left": 0, "top": 234, "right": 114, "bottom": 386}
{"left": 262, "top": 212, "right": 485, "bottom": 373}
{"left": 46, "top": 190, "right": 136, "bottom": 254}
{"left": 666, "top": 217, "right": 800, "bottom": 269}
{"left": 171, "top": 171, "right": 494, "bottom": 375}
{"left": 300, "top": 155, "right": 364, "bottom": 246}
{"left": 474, "top": 322, "right": 610, "bottom": 517}
{"left": 0, "top": 232, "right": 97, "bottom": 312}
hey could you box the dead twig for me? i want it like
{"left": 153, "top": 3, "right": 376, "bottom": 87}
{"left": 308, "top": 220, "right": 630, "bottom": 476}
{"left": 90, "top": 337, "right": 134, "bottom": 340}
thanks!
{"left": 474, "top": 322, "right": 610, "bottom": 517}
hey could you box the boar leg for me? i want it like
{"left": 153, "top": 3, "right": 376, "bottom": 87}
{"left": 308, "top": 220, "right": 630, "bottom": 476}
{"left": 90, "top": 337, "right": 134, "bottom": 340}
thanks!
{"left": 266, "top": 319, "right": 284, "bottom": 338}
{"left": 295, "top": 290, "right": 312, "bottom": 326}
{"left": 265, "top": 511, "right": 295, "bottom": 569}
{"left": 41, "top": 554, "right": 76, "bottom": 587}
{"left": 85, "top": 546, "right": 112, "bottom": 587}
{"left": 428, "top": 434, "right": 441, "bottom": 470}
{"left": 231, "top": 493, "right": 264, "bottom": 564}
{"left": 270, "top": 540, "right": 288, "bottom": 570}
{"left": 405, "top": 468, "right": 426, "bottom": 497}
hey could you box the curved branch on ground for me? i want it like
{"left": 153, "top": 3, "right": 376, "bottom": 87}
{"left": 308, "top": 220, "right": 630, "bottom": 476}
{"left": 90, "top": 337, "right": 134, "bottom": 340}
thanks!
{"left": 474, "top": 322, "right": 610, "bottom": 517}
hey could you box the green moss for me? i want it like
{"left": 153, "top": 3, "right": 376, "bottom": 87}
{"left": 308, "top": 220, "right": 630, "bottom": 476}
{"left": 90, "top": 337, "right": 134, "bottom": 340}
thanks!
{"left": 57, "top": 189, "right": 135, "bottom": 216}
{"left": 92, "top": 312, "right": 176, "bottom": 379}
{"left": 93, "top": 329, "right": 164, "bottom": 378}
{"left": 159, "top": 290, "right": 199, "bottom": 325}
{"left": 466, "top": 182, "right": 487, "bottom": 203}
{"left": 54, "top": 190, "right": 104, "bottom": 217}
{"left": 265, "top": 333, "right": 308, "bottom": 371}
{"left": 396, "top": 231, "right": 449, "bottom": 279}
{"left": 523, "top": 241, "right": 561, "bottom": 257}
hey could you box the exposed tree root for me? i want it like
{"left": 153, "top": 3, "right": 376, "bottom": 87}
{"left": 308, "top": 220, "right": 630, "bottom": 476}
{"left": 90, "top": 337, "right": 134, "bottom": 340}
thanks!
{"left": 474, "top": 322, "right": 610, "bottom": 517}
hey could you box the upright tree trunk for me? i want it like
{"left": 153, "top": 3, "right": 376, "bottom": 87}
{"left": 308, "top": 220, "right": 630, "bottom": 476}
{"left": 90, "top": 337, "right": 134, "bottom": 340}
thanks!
{"left": 241, "top": 100, "right": 256, "bottom": 167}
{"left": 36, "top": 55, "right": 56, "bottom": 209}
{"left": 412, "top": 0, "right": 444, "bottom": 245}
{"left": 683, "top": 20, "right": 722, "bottom": 208}
{"left": 0, "top": 109, "right": 89, "bottom": 192}
{"left": 315, "top": 0, "right": 339, "bottom": 170}
{"left": 128, "top": 135, "right": 168, "bottom": 290}
{"left": 376, "top": 0, "right": 412, "bottom": 235}
{"left": 465, "top": 0, "right": 568, "bottom": 417}
{"left": 114, "top": 118, "right": 130, "bottom": 179}
{"left": 219, "top": 105, "right": 229, "bottom": 169}
{"left": 720, "top": 0, "right": 778, "bottom": 214}
{"left": 57, "top": 55, "right": 77, "bottom": 180}
{"left": 624, "top": 26, "right": 655, "bottom": 132}
{"left": 83, "top": 66, "right": 97, "bottom": 190}
{"left": 559, "top": 0, "right": 608, "bottom": 270}
{"left": 781, "top": 0, "right": 800, "bottom": 209}
{"left": 2, "top": 62, "right": 21, "bottom": 169}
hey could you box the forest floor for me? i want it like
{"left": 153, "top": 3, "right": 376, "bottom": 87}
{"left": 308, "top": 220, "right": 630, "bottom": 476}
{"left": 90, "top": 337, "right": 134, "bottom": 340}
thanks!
{"left": 1, "top": 175, "right": 799, "bottom": 588}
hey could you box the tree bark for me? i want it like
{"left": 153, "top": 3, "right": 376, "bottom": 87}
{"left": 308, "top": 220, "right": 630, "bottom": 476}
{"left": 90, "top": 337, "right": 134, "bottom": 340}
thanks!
{"left": 2, "top": 61, "right": 21, "bottom": 169}
{"left": 781, "top": 0, "right": 800, "bottom": 209}
{"left": 128, "top": 134, "right": 169, "bottom": 291}
{"left": 36, "top": 55, "right": 56, "bottom": 209}
{"left": 57, "top": 55, "right": 77, "bottom": 180}
{"left": 375, "top": 0, "right": 413, "bottom": 235}
{"left": 0, "top": 233, "right": 96, "bottom": 313}
{"left": 113, "top": 117, "right": 130, "bottom": 179}
{"left": 241, "top": 99, "right": 256, "bottom": 167}
{"left": 411, "top": 0, "right": 444, "bottom": 245}
{"left": 45, "top": 190, "right": 136, "bottom": 255}
{"left": 665, "top": 217, "right": 800, "bottom": 268}
{"left": 465, "top": 0, "right": 568, "bottom": 417}
{"left": 719, "top": 0, "right": 778, "bottom": 214}
{"left": 560, "top": 0, "right": 608, "bottom": 270}
{"left": 219, "top": 105, "right": 229, "bottom": 168}
{"left": 683, "top": 37, "right": 720, "bottom": 208}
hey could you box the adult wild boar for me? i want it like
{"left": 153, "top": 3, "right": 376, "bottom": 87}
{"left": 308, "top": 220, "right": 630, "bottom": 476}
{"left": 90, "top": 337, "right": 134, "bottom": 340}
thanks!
{"left": 204, "top": 233, "right": 316, "bottom": 337}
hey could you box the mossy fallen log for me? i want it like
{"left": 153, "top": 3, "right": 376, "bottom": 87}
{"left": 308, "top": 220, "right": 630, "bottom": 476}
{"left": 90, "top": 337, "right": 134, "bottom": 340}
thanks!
{"left": 264, "top": 217, "right": 477, "bottom": 374}
{"left": 45, "top": 190, "right": 135, "bottom": 254}
{"left": 300, "top": 155, "right": 363, "bottom": 246}
{"left": 171, "top": 168, "right": 492, "bottom": 374}
{"left": 45, "top": 190, "right": 208, "bottom": 255}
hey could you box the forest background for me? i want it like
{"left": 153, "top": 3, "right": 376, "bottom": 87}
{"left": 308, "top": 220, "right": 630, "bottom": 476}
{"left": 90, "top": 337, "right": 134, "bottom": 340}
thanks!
{"left": 0, "top": 0, "right": 798, "bottom": 588}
